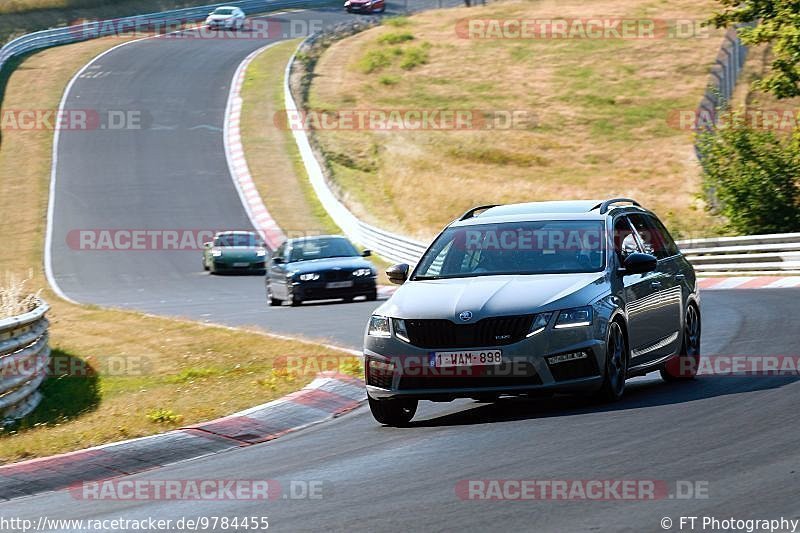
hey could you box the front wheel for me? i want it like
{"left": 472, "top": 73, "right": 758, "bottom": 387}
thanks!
{"left": 366, "top": 289, "right": 378, "bottom": 301}
{"left": 368, "top": 397, "right": 417, "bottom": 426}
{"left": 595, "top": 321, "right": 627, "bottom": 402}
{"left": 661, "top": 304, "right": 701, "bottom": 381}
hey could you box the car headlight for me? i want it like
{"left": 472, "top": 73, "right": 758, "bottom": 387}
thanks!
{"left": 526, "top": 312, "right": 553, "bottom": 337}
{"left": 211, "top": 248, "right": 223, "bottom": 257}
{"left": 554, "top": 306, "right": 593, "bottom": 329}
{"left": 368, "top": 315, "right": 391, "bottom": 338}
{"left": 256, "top": 249, "right": 267, "bottom": 257}
{"left": 392, "top": 319, "right": 410, "bottom": 342}
{"left": 352, "top": 268, "right": 373, "bottom": 277}
{"left": 299, "top": 273, "right": 320, "bottom": 281}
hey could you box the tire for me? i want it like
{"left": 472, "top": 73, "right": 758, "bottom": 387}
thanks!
{"left": 661, "top": 304, "right": 701, "bottom": 381}
{"left": 343, "top": 296, "right": 355, "bottom": 303}
{"left": 290, "top": 295, "right": 302, "bottom": 307}
{"left": 595, "top": 320, "right": 627, "bottom": 402}
{"left": 266, "top": 284, "right": 282, "bottom": 306}
{"left": 368, "top": 397, "right": 417, "bottom": 426}
{"left": 203, "top": 259, "right": 209, "bottom": 271}
{"left": 366, "top": 289, "right": 378, "bottom": 301}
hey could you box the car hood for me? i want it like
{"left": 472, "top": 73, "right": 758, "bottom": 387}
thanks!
{"left": 287, "top": 256, "right": 373, "bottom": 273}
{"left": 378, "top": 273, "right": 608, "bottom": 320}
{"left": 208, "top": 14, "right": 235, "bottom": 20}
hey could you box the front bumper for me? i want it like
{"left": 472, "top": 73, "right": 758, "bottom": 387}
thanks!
{"left": 364, "top": 324, "right": 607, "bottom": 400}
{"left": 292, "top": 277, "right": 377, "bottom": 301}
{"left": 213, "top": 260, "right": 266, "bottom": 272}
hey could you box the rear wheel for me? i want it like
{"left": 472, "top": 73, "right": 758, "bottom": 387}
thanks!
{"left": 596, "top": 321, "right": 627, "bottom": 402}
{"left": 661, "top": 304, "right": 701, "bottom": 381}
{"left": 368, "top": 397, "right": 417, "bottom": 426}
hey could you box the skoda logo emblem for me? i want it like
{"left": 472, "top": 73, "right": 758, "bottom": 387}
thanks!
{"left": 458, "top": 311, "right": 473, "bottom": 322}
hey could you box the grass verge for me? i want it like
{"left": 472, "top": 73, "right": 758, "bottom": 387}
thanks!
{"left": 0, "top": 35, "right": 359, "bottom": 464}
{"left": 239, "top": 39, "right": 394, "bottom": 279}
{"left": 307, "top": 0, "right": 729, "bottom": 240}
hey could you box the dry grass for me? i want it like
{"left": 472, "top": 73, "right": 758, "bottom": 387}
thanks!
{"left": 0, "top": 35, "right": 355, "bottom": 464}
{"left": 0, "top": 273, "right": 41, "bottom": 319}
{"left": 308, "top": 0, "right": 728, "bottom": 240}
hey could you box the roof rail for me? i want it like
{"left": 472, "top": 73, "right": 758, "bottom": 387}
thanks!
{"left": 594, "top": 198, "right": 641, "bottom": 215}
{"left": 458, "top": 204, "right": 500, "bottom": 221}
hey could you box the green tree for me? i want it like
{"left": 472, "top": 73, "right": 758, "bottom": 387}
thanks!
{"left": 697, "top": 108, "right": 800, "bottom": 234}
{"left": 710, "top": 0, "right": 800, "bottom": 98}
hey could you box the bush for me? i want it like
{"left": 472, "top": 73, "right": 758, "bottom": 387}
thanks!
{"left": 697, "top": 108, "right": 800, "bottom": 234}
{"left": 399, "top": 44, "right": 430, "bottom": 70}
{"left": 378, "top": 31, "right": 414, "bottom": 45}
{"left": 357, "top": 49, "right": 393, "bottom": 73}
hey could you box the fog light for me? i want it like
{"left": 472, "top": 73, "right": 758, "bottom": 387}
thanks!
{"left": 547, "top": 351, "right": 588, "bottom": 365}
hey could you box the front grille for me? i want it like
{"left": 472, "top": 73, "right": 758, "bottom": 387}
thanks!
{"left": 365, "top": 358, "right": 393, "bottom": 389}
{"left": 398, "top": 363, "right": 542, "bottom": 390}
{"left": 323, "top": 270, "right": 352, "bottom": 282}
{"left": 404, "top": 315, "right": 534, "bottom": 349}
{"left": 547, "top": 355, "right": 600, "bottom": 382}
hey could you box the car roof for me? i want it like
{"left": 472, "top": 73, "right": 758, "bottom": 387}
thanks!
{"left": 449, "top": 200, "right": 651, "bottom": 227}
{"left": 215, "top": 230, "right": 257, "bottom": 236}
{"left": 287, "top": 235, "right": 350, "bottom": 244}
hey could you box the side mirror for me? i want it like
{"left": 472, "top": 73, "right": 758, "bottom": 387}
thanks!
{"left": 622, "top": 253, "right": 658, "bottom": 275}
{"left": 386, "top": 263, "right": 409, "bottom": 285}
{"left": 361, "top": 249, "right": 372, "bottom": 257}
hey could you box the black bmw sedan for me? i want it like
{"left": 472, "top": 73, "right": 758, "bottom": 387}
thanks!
{"left": 266, "top": 235, "right": 378, "bottom": 306}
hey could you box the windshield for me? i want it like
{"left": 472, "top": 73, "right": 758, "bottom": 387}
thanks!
{"left": 288, "top": 237, "right": 360, "bottom": 262}
{"left": 412, "top": 220, "right": 606, "bottom": 279}
{"left": 214, "top": 234, "right": 264, "bottom": 247}
{"left": 212, "top": 8, "right": 235, "bottom": 15}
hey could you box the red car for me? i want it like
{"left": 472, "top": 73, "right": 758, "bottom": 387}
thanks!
{"left": 345, "top": 0, "right": 386, "bottom": 13}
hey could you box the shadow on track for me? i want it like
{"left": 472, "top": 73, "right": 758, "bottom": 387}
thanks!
{"left": 408, "top": 374, "right": 800, "bottom": 428}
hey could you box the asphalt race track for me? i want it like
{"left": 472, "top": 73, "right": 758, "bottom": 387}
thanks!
{"left": 10, "top": 2, "right": 800, "bottom": 532}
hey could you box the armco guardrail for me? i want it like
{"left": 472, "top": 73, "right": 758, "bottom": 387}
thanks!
{"left": 0, "top": 300, "right": 50, "bottom": 423}
{"left": 678, "top": 234, "right": 800, "bottom": 276}
{"left": 0, "top": 0, "right": 336, "bottom": 76}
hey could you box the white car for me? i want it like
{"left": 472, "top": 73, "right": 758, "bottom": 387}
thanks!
{"left": 205, "top": 6, "right": 245, "bottom": 30}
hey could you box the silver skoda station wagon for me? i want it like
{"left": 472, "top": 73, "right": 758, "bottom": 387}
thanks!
{"left": 363, "top": 199, "right": 701, "bottom": 425}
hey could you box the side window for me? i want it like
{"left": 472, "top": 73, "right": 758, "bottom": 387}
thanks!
{"left": 273, "top": 243, "right": 286, "bottom": 261}
{"left": 613, "top": 217, "right": 640, "bottom": 262}
{"left": 629, "top": 214, "right": 678, "bottom": 260}
{"left": 648, "top": 216, "right": 681, "bottom": 258}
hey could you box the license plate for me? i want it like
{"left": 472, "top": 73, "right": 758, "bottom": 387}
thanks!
{"left": 233, "top": 262, "right": 249, "bottom": 267}
{"left": 326, "top": 281, "right": 353, "bottom": 289}
{"left": 430, "top": 350, "right": 503, "bottom": 368}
